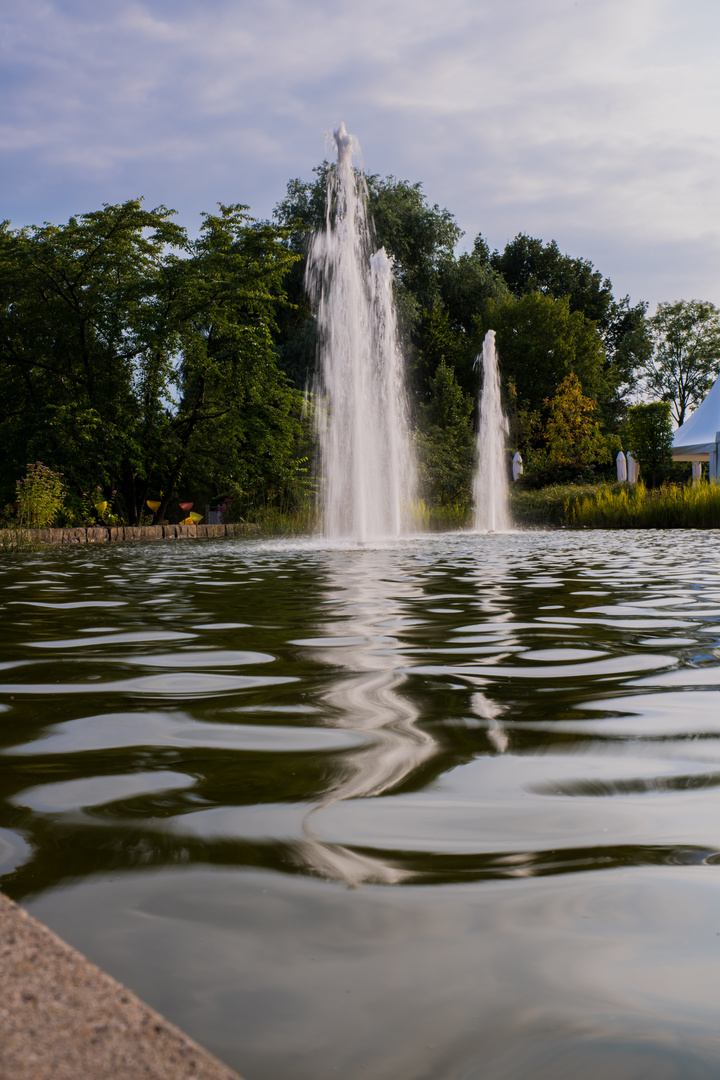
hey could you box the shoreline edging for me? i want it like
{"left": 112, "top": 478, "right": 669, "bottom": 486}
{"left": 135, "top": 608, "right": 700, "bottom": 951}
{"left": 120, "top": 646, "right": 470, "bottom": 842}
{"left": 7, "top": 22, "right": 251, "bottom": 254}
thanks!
{"left": 0, "top": 890, "right": 243, "bottom": 1080}
{"left": 0, "top": 523, "right": 260, "bottom": 546}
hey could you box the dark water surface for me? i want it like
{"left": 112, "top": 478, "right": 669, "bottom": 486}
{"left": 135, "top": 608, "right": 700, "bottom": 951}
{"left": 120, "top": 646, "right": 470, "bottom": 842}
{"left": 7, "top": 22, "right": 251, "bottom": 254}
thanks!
{"left": 2, "top": 530, "right": 720, "bottom": 1078}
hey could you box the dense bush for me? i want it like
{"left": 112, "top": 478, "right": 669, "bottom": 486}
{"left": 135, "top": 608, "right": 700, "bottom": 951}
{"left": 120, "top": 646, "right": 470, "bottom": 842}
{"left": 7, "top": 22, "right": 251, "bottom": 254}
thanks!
{"left": 14, "top": 462, "right": 66, "bottom": 527}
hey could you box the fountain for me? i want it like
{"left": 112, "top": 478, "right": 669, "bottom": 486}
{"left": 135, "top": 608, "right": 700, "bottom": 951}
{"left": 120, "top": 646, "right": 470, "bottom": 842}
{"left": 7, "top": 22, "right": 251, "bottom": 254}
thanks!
{"left": 305, "top": 123, "right": 415, "bottom": 541}
{"left": 474, "top": 329, "right": 510, "bottom": 531}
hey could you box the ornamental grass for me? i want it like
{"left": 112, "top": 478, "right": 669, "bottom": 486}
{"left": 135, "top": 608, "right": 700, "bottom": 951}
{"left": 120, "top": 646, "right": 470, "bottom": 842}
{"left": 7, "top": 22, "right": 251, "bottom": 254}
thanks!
{"left": 568, "top": 481, "right": 720, "bottom": 529}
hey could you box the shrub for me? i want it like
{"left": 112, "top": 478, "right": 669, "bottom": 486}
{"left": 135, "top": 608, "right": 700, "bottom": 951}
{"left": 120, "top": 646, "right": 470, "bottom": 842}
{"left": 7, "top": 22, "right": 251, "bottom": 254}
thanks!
{"left": 625, "top": 402, "right": 673, "bottom": 487}
{"left": 15, "top": 462, "right": 66, "bottom": 527}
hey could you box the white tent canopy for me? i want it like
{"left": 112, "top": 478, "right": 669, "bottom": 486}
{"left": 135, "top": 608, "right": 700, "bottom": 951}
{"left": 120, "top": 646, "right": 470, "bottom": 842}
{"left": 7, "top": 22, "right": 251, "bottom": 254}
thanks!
{"left": 672, "top": 372, "right": 720, "bottom": 463}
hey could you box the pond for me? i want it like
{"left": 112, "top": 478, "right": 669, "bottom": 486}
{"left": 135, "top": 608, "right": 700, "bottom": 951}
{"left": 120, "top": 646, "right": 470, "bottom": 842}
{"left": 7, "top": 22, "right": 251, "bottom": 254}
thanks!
{"left": 2, "top": 530, "right": 720, "bottom": 1079}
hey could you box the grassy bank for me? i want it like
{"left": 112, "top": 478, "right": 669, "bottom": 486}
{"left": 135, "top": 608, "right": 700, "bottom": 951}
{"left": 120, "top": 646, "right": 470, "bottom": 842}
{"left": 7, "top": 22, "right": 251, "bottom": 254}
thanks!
{"left": 201, "top": 482, "right": 720, "bottom": 536}
{"left": 568, "top": 480, "right": 720, "bottom": 529}
{"left": 510, "top": 480, "right": 720, "bottom": 529}
{"left": 238, "top": 501, "right": 476, "bottom": 535}
{"left": 236, "top": 505, "right": 317, "bottom": 536}
{"left": 507, "top": 484, "right": 603, "bottom": 528}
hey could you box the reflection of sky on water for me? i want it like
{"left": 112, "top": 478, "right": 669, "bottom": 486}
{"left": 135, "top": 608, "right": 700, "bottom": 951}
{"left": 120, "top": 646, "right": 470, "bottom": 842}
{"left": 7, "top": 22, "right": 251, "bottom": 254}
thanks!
{"left": 3, "top": 530, "right": 720, "bottom": 1076}
{"left": 26, "top": 865, "right": 720, "bottom": 1080}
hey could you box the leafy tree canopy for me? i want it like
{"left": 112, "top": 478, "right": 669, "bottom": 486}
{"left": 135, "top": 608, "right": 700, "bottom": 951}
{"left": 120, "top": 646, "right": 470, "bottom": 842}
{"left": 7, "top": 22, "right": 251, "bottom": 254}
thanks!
{"left": 416, "top": 359, "right": 475, "bottom": 507}
{"left": 0, "top": 200, "right": 307, "bottom": 522}
{"left": 438, "top": 235, "right": 510, "bottom": 336}
{"left": 491, "top": 233, "right": 613, "bottom": 324}
{"left": 490, "top": 233, "right": 651, "bottom": 406}
{"left": 625, "top": 401, "right": 674, "bottom": 487}
{"left": 481, "top": 291, "right": 609, "bottom": 419}
{"left": 543, "top": 373, "right": 610, "bottom": 471}
{"left": 642, "top": 300, "right": 720, "bottom": 427}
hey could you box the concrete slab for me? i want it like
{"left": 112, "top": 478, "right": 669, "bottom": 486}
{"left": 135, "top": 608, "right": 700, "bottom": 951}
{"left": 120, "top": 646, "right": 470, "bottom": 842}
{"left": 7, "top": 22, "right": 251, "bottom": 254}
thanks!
{"left": 0, "top": 891, "right": 244, "bottom": 1080}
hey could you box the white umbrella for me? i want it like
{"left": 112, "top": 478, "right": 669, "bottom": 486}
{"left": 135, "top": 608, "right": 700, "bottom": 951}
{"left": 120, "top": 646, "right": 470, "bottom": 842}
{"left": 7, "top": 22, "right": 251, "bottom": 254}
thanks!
{"left": 616, "top": 451, "right": 627, "bottom": 482}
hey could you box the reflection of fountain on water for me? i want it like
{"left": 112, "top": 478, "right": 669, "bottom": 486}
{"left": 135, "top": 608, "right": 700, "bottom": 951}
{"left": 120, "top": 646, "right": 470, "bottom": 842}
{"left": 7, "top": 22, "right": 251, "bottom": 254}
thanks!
{"left": 296, "top": 550, "right": 436, "bottom": 886}
{"left": 474, "top": 330, "right": 510, "bottom": 532}
{"left": 306, "top": 124, "right": 415, "bottom": 542}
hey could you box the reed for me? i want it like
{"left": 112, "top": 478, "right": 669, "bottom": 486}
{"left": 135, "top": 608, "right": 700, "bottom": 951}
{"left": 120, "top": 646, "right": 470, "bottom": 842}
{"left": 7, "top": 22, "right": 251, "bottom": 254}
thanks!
{"left": 409, "top": 500, "right": 473, "bottom": 532}
{"left": 568, "top": 481, "right": 720, "bottom": 529}
{"left": 242, "top": 504, "right": 318, "bottom": 536}
{"left": 509, "top": 484, "right": 607, "bottom": 527}
{"left": 428, "top": 503, "right": 473, "bottom": 531}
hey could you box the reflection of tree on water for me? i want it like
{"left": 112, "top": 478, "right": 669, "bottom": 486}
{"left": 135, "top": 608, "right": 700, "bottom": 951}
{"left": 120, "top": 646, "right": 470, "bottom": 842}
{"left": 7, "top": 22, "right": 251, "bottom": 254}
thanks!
{"left": 296, "top": 550, "right": 437, "bottom": 886}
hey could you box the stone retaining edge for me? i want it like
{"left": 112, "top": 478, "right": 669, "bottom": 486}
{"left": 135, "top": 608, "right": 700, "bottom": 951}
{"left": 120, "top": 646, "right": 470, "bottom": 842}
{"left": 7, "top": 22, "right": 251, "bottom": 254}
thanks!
{"left": 0, "top": 523, "right": 260, "bottom": 546}
{"left": 0, "top": 890, "right": 244, "bottom": 1080}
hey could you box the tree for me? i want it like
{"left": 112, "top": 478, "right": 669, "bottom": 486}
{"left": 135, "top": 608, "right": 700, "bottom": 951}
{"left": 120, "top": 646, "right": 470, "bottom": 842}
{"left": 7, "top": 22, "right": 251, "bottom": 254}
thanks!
{"left": 625, "top": 401, "right": 673, "bottom": 487}
{"left": 428, "top": 235, "right": 509, "bottom": 394}
{"left": 157, "top": 204, "right": 304, "bottom": 523}
{"left": 642, "top": 300, "right": 720, "bottom": 427}
{"left": 490, "top": 233, "right": 651, "bottom": 413}
{"left": 0, "top": 201, "right": 187, "bottom": 515}
{"left": 367, "top": 174, "right": 461, "bottom": 319}
{"left": 480, "top": 292, "right": 609, "bottom": 435}
{"left": 491, "top": 233, "right": 614, "bottom": 323}
{"left": 415, "top": 360, "right": 475, "bottom": 506}
{"left": 439, "top": 235, "right": 509, "bottom": 335}
{"left": 0, "top": 200, "right": 305, "bottom": 521}
{"left": 542, "top": 373, "right": 611, "bottom": 473}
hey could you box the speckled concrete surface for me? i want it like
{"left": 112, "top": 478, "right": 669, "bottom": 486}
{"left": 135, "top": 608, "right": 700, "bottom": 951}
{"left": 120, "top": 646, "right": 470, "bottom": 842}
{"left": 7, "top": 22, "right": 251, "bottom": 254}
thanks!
{"left": 0, "top": 891, "right": 244, "bottom": 1080}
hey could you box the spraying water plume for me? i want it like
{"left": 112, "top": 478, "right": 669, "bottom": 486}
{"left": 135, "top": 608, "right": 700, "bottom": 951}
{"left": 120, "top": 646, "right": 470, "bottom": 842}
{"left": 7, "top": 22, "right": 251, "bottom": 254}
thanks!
{"left": 474, "top": 330, "right": 511, "bottom": 532}
{"left": 306, "top": 124, "right": 415, "bottom": 541}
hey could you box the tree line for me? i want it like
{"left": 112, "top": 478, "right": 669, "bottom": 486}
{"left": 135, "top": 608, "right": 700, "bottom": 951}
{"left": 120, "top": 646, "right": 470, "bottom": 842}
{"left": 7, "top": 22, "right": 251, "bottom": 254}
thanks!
{"left": 2, "top": 167, "right": 720, "bottom": 525}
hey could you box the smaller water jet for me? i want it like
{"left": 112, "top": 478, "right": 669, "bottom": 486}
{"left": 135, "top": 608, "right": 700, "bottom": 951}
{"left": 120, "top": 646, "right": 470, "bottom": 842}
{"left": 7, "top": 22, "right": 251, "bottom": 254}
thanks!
{"left": 474, "top": 330, "right": 510, "bottom": 532}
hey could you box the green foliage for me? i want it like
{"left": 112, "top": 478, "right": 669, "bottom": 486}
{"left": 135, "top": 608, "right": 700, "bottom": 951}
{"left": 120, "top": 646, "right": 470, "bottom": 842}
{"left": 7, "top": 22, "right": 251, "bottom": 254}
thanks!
{"left": 569, "top": 480, "right": 720, "bottom": 528}
{"left": 491, "top": 233, "right": 614, "bottom": 323}
{"left": 0, "top": 199, "right": 305, "bottom": 525}
{"left": 509, "top": 482, "right": 606, "bottom": 527}
{"left": 419, "top": 238, "right": 509, "bottom": 394}
{"left": 367, "top": 174, "right": 461, "bottom": 319}
{"left": 15, "top": 462, "right": 66, "bottom": 527}
{"left": 509, "top": 478, "right": 720, "bottom": 530}
{"left": 490, "top": 233, "right": 651, "bottom": 418}
{"left": 481, "top": 292, "right": 609, "bottom": 452}
{"left": 168, "top": 205, "right": 307, "bottom": 521}
{"left": 227, "top": 503, "right": 317, "bottom": 535}
{"left": 415, "top": 360, "right": 475, "bottom": 507}
{"left": 0, "top": 200, "right": 185, "bottom": 510}
{"left": 439, "top": 235, "right": 509, "bottom": 336}
{"left": 625, "top": 401, "right": 673, "bottom": 487}
{"left": 544, "top": 373, "right": 608, "bottom": 466}
{"left": 602, "top": 295, "right": 653, "bottom": 395}
{"left": 524, "top": 373, "right": 614, "bottom": 484}
{"left": 410, "top": 499, "right": 472, "bottom": 531}
{"left": 643, "top": 300, "right": 720, "bottom": 426}
{"left": 0, "top": 172, "right": 674, "bottom": 534}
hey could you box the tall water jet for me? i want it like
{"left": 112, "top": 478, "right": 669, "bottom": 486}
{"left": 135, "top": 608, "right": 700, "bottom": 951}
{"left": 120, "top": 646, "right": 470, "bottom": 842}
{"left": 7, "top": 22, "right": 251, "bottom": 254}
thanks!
{"left": 306, "top": 124, "right": 415, "bottom": 541}
{"left": 474, "top": 329, "right": 511, "bottom": 531}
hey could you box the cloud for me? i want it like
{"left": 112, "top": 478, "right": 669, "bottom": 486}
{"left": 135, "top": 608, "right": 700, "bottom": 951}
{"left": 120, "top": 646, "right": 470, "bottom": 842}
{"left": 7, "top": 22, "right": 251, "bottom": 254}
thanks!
{"left": 2, "top": 0, "right": 719, "bottom": 307}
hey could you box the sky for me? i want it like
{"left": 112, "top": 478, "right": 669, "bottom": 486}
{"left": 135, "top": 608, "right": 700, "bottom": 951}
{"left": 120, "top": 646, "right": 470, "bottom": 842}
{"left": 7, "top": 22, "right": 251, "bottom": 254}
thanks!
{"left": 2, "top": 0, "right": 720, "bottom": 311}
